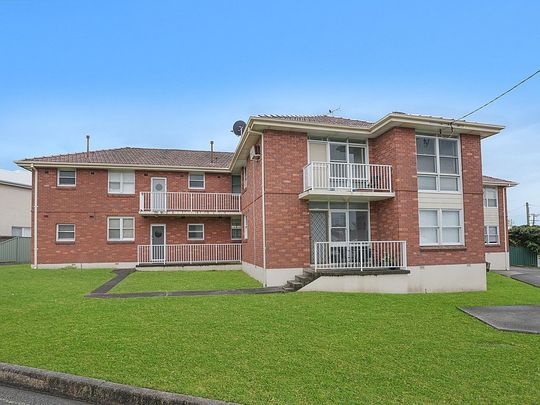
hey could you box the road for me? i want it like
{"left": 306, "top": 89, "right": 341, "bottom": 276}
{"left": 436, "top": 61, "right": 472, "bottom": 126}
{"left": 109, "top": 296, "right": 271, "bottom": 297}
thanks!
{"left": 0, "top": 384, "right": 87, "bottom": 405}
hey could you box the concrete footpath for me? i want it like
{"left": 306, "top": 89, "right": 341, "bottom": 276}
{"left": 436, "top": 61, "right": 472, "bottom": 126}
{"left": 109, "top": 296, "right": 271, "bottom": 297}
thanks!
{"left": 0, "top": 362, "right": 236, "bottom": 405}
{"left": 493, "top": 266, "right": 540, "bottom": 287}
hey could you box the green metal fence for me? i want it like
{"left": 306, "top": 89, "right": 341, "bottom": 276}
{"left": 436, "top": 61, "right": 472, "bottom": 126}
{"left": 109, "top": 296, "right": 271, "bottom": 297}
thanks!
{"left": 0, "top": 237, "right": 31, "bottom": 264}
{"left": 509, "top": 246, "right": 538, "bottom": 267}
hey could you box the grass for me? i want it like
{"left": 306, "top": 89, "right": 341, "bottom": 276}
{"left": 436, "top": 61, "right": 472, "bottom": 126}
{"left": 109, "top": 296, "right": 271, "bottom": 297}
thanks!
{"left": 110, "top": 270, "right": 262, "bottom": 293}
{"left": 0, "top": 265, "right": 539, "bottom": 404}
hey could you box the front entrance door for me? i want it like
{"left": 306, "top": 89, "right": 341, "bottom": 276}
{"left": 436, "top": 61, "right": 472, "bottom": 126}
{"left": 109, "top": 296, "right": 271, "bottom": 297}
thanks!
{"left": 150, "top": 224, "right": 166, "bottom": 262}
{"left": 151, "top": 177, "right": 167, "bottom": 211}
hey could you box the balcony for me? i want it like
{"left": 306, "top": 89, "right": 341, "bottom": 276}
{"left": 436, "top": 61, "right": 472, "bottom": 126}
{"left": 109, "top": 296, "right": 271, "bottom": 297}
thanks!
{"left": 137, "top": 243, "right": 242, "bottom": 265}
{"left": 139, "top": 192, "right": 241, "bottom": 216}
{"left": 301, "top": 162, "right": 394, "bottom": 201}
{"left": 314, "top": 240, "right": 407, "bottom": 271}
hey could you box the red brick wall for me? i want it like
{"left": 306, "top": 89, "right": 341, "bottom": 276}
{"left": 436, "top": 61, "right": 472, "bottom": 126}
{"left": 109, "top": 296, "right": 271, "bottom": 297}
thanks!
{"left": 263, "top": 130, "right": 310, "bottom": 269}
{"left": 241, "top": 144, "right": 264, "bottom": 268}
{"left": 369, "top": 127, "right": 419, "bottom": 255}
{"left": 34, "top": 168, "right": 238, "bottom": 265}
{"left": 370, "top": 129, "right": 486, "bottom": 267}
{"left": 485, "top": 186, "right": 509, "bottom": 253}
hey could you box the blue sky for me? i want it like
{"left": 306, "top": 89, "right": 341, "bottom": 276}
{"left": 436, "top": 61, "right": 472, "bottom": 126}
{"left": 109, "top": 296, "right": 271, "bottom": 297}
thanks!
{"left": 0, "top": 0, "right": 538, "bottom": 224}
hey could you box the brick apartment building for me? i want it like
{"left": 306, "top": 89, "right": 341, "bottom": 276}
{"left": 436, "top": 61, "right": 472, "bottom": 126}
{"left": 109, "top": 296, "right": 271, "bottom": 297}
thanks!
{"left": 16, "top": 113, "right": 516, "bottom": 293}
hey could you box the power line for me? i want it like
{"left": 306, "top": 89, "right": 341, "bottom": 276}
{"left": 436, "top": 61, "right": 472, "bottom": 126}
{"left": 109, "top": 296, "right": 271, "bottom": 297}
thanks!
{"left": 453, "top": 68, "right": 540, "bottom": 122}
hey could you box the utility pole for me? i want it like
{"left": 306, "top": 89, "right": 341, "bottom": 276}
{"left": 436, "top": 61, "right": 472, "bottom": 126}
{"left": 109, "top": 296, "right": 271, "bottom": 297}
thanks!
{"left": 526, "top": 202, "right": 530, "bottom": 226}
{"left": 532, "top": 213, "right": 540, "bottom": 226}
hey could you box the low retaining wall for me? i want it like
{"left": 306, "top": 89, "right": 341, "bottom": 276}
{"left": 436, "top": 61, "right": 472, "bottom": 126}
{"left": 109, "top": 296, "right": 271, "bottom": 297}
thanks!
{"left": 0, "top": 362, "right": 235, "bottom": 405}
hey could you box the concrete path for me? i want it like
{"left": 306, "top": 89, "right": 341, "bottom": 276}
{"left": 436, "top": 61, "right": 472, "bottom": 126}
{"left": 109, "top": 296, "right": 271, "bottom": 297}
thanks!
{"left": 86, "top": 270, "right": 286, "bottom": 299}
{"left": 461, "top": 305, "right": 540, "bottom": 334}
{"left": 493, "top": 266, "right": 540, "bottom": 287}
{"left": 0, "top": 384, "right": 87, "bottom": 405}
{"left": 88, "top": 269, "right": 135, "bottom": 294}
{"left": 89, "top": 286, "right": 285, "bottom": 299}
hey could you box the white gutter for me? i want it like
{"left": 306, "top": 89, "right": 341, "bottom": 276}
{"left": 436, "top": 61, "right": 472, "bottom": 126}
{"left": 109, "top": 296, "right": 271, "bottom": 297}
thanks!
{"left": 15, "top": 161, "right": 230, "bottom": 173}
{"left": 31, "top": 164, "right": 38, "bottom": 269}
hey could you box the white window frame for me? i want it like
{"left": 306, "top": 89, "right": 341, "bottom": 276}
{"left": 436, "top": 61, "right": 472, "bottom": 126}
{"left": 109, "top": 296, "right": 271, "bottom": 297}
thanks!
{"left": 231, "top": 175, "right": 241, "bottom": 194}
{"left": 57, "top": 169, "right": 76, "bottom": 187}
{"left": 243, "top": 215, "right": 248, "bottom": 240}
{"left": 108, "top": 170, "right": 135, "bottom": 195}
{"left": 484, "top": 225, "right": 500, "bottom": 245}
{"left": 483, "top": 187, "right": 498, "bottom": 208}
{"left": 12, "top": 226, "right": 31, "bottom": 237}
{"left": 107, "top": 217, "right": 135, "bottom": 241}
{"left": 419, "top": 208, "right": 464, "bottom": 246}
{"left": 242, "top": 166, "right": 248, "bottom": 190}
{"left": 187, "top": 223, "right": 204, "bottom": 241}
{"left": 56, "top": 224, "right": 75, "bottom": 242}
{"left": 231, "top": 217, "right": 242, "bottom": 240}
{"left": 416, "top": 135, "right": 461, "bottom": 193}
{"left": 188, "top": 172, "right": 205, "bottom": 190}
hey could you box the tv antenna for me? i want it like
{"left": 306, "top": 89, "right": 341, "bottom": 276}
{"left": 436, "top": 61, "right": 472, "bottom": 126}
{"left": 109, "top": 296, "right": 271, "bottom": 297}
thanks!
{"left": 328, "top": 107, "right": 341, "bottom": 116}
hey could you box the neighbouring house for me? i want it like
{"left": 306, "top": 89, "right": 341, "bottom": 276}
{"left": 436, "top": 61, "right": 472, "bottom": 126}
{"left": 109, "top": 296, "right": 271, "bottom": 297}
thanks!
{"left": 0, "top": 169, "right": 32, "bottom": 238}
{"left": 16, "top": 112, "right": 516, "bottom": 293}
{"left": 482, "top": 175, "right": 517, "bottom": 271}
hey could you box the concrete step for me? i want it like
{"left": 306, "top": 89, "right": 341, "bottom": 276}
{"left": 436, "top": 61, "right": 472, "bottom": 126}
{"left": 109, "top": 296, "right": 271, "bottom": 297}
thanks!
{"left": 295, "top": 274, "right": 314, "bottom": 283}
{"left": 288, "top": 280, "right": 303, "bottom": 289}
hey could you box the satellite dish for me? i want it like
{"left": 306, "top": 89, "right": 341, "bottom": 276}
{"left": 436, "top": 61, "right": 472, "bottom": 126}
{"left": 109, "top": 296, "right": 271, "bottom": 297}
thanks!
{"left": 232, "top": 120, "right": 246, "bottom": 136}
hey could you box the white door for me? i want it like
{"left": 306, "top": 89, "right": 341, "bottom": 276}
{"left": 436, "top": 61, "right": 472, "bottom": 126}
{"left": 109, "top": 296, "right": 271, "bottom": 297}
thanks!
{"left": 151, "top": 178, "right": 167, "bottom": 212}
{"left": 150, "top": 224, "right": 166, "bottom": 262}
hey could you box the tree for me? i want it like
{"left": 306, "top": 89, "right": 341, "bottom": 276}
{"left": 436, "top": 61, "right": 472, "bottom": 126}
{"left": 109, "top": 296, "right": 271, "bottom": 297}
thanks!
{"left": 509, "top": 225, "right": 540, "bottom": 253}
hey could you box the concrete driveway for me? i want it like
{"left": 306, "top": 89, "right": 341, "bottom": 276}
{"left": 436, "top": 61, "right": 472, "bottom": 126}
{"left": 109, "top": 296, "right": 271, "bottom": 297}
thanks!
{"left": 493, "top": 266, "right": 540, "bottom": 287}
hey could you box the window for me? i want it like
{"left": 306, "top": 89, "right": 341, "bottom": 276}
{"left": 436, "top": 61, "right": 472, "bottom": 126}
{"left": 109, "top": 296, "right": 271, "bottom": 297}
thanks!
{"left": 232, "top": 175, "right": 241, "bottom": 194}
{"left": 187, "top": 224, "right": 204, "bottom": 240}
{"left": 243, "top": 215, "right": 248, "bottom": 239}
{"left": 483, "top": 187, "right": 498, "bottom": 208}
{"left": 231, "top": 217, "right": 242, "bottom": 240}
{"left": 416, "top": 136, "right": 460, "bottom": 192}
{"left": 242, "top": 166, "right": 248, "bottom": 190}
{"left": 484, "top": 226, "right": 499, "bottom": 245}
{"left": 188, "top": 172, "right": 205, "bottom": 189}
{"left": 419, "top": 209, "right": 463, "bottom": 246}
{"left": 56, "top": 224, "right": 75, "bottom": 241}
{"left": 11, "top": 226, "right": 31, "bottom": 237}
{"left": 107, "top": 217, "right": 134, "bottom": 241}
{"left": 108, "top": 171, "right": 135, "bottom": 194}
{"left": 57, "top": 169, "right": 76, "bottom": 186}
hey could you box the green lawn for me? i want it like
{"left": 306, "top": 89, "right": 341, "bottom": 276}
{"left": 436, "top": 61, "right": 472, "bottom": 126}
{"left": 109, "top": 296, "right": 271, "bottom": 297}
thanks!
{"left": 110, "top": 270, "right": 261, "bottom": 293}
{"left": 0, "top": 265, "right": 539, "bottom": 404}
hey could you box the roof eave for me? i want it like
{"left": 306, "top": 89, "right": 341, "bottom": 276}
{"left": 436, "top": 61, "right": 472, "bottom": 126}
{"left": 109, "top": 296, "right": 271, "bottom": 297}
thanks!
{"left": 483, "top": 180, "right": 518, "bottom": 187}
{"left": 249, "top": 116, "right": 372, "bottom": 134}
{"left": 371, "top": 113, "right": 505, "bottom": 138}
{"left": 14, "top": 160, "right": 231, "bottom": 173}
{"left": 0, "top": 180, "right": 32, "bottom": 189}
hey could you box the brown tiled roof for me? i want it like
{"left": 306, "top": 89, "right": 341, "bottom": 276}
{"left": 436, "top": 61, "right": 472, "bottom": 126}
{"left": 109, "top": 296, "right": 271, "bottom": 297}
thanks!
{"left": 258, "top": 114, "right": 372, "bottom": 128}
{"left": 482, "top": 175, "right": 517, "bottom": 186}
{"left": 18, "top": 147, "right": 233, "bottom": 168}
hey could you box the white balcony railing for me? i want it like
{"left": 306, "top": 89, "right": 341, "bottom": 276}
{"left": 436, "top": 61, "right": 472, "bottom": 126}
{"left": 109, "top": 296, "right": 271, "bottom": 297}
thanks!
{"left": 314, "top": 241, "right": 407, "bottom": 271}
{"left": 303, "top": 162, "right": 392, "bottom": 193}
{"left": 137, "top": 243, "right": 242, "bottom": 265}
{"left": 139, "top": 192, "right": 241, "bottom": 214}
